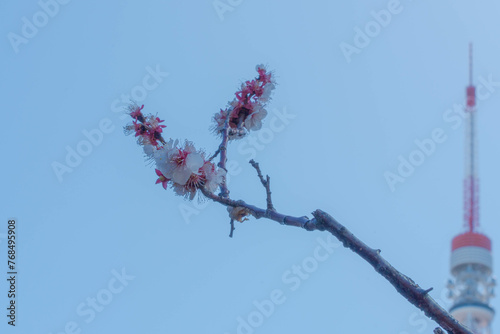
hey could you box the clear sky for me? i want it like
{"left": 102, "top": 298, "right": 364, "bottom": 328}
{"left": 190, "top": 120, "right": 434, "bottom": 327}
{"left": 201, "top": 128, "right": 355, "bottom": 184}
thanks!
{"left": 2, "top": 0, "right": 500, "bottom": 333}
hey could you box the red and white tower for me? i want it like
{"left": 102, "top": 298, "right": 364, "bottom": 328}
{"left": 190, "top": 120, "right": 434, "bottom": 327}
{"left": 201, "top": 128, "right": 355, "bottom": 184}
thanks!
{"left": 447, "top": 44, "right": 495, "bottom": 333}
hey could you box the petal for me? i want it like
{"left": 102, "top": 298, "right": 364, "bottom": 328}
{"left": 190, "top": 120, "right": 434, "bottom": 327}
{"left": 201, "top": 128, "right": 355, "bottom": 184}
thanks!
{"left": 159, "top": 161, "right": 177, "bottom": 179}
{"left": 172, "top": 184, "right": 186, "bottom": 197}
{"left": 252, "top": 120, "right": 263, "bottom": 131}
{"left": 144, "top": 144, "right": 155, "bottom": 157}
{"left": 257, "top": 108, "right": 268, "bottom": 120}
{"left": 172, "top": 167, "right": 192, "bottom": 185}
{"left": 217, "top": 168, "right": 227, "bottom": 182}
{"left": 185, "top": 153, "right": 204, "bottom": 172}
{"left": 189, "top": 190, "right": 196, "bottom": 201}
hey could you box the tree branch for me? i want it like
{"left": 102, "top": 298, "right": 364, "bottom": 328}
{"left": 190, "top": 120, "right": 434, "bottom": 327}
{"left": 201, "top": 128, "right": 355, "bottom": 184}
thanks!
{"left": 200, "top": 187, "right": 473, "bottom": 334}
{"left": 127, "top": 68, "right": 472, "bottom": 333}
{"left": 217, "top": 111, "right": 231, "bottom": 198}
{"left": 249, "top": 159, "right": 275, "bottom": 212}
{"left": 311, "top": 210, "right": 473, "bottom": 334}
{"left": 208, "top": 147, "right": 222, "bottom": 162}
{"left": 200, "top": 187, "right": 313, "bottom": 228}
{"left": 228, "top": 219, "right": 235, "bottom": 238}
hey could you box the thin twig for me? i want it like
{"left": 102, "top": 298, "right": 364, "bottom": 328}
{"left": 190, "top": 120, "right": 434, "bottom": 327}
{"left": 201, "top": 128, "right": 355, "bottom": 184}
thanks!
{"left": 200, "top": 187, "right": 473, "bottom": 334}
{"left": 249, "top": 159, "right": 275, "bottom": 211}
{"left": 216, "top": 111, "right": 232, "bottom": 237}
{"left": 229, "top": 219, "right": 235, "bottom": 238}
{"left": 218, "top": 111, "right": 231, "bottom": 198}
{"left": 208, "top": 147, "right": 222, "bottom": 162}
{"left": 200, "top": 187, "right": 311, "bottom": 228}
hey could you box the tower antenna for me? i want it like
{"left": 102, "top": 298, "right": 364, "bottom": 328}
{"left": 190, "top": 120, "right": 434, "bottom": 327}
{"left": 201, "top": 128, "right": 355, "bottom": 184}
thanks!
{"left": 469, "top": 43, "right": 473, "bottom": 86}
{"left": 448, "top": 44, "right": 495, "bottom": 333}
{"left": 464, "top": 43, "right": 478, "bottom": 232}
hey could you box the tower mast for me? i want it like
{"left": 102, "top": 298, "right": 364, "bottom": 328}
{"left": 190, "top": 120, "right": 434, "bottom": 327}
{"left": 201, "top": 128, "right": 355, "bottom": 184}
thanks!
{"left": 464, "top": 43, "right": 479, "bottom": 232}
{"left": 447, "top": 44, "right": 495, "bottom": 334}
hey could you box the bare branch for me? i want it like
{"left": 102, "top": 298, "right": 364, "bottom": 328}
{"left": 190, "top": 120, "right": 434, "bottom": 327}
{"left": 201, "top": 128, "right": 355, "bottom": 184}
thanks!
{"left": 249, "top": 159, "right": 275, "bottom": 212}
{"left": 229, "top": 219, "right": 235, "bottom": 238}
{"left": 200, "top": 188, "right": 473, "bottom": 334}
{"left": 311, "top": 210, "right": 473, "bottom": 334}
{"left": 200, "top": 187, "right": 313, "bottom": 229}
{"left": 217, "top": 111, "right": 231, "bottom": 198}
{"left": 208, "top": 147, "right": 222, "bottom": 162}
{"left": 126, "top": 66, "right": 473, "bottom": 333}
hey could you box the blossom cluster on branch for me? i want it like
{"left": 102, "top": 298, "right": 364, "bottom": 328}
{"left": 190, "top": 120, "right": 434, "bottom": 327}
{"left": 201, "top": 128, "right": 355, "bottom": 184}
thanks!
{"left": 124, "top": 65, "right": 274, "bottom": 200}
{"left": 123, "top": 64, "right": 473, "bottom": 333}
{"left": 212, "top": 64, "right": 275, "bottom": 140}
{"left": 124, "top": 104, "right": 225, "bottom": 200}
{"left": 124, "top": 104, "right": 166, "bottom": 147}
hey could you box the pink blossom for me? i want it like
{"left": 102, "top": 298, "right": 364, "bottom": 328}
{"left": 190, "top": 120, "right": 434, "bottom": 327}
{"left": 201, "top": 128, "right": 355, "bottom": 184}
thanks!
{"left": 181, "top": 172, "right": 206, "bottom": 199}
{"left": 151, "top": 141, "right": 227, "bottom": 199}
{"left": 133, "top": 122, "right": 147, "bottom": 137}
{"left": 260, "top": 83, "right": 275, "bottom": 102}
{"left": 212, "top": 109, "right": 228, "bottom": 133}
{"left": 156, "top": 141, "right": 205, "bottom": 186}
{"left": 256, "top": 64, "right": 272, "bottom": 85}
{"left": 211, "top": 65, "right": 275, "bottom": 140}
{"left": 229, "top": 105, "right": 252, "bottom": 129}
{"left": 129, "top": 104, "right": 145, "bottom": 122}
{"left": 202, "top": 161, "right": 226, "bottom": 193}
{"left": 144, "top": 115, "right": 166, "bottom": 147}
{"left": 244, "top": 107, "right": 268, "bottom": 131}
{"left": 155, "top": 169, "right": 170, "bottom": 190}
{"left": 124, "top": 103, "right": 167, "bottom": 148}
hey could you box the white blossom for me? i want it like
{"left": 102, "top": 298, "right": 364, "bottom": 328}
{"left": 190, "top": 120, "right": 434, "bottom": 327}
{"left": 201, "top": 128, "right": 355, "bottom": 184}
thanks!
{"left": 244, "top": 108, "right": 268, "bottom": 131}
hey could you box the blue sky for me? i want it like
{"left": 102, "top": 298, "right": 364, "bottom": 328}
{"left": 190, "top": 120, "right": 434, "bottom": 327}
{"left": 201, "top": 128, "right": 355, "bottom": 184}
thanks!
{"left": 2, "top": 0, "right": 500, "bottom": 333}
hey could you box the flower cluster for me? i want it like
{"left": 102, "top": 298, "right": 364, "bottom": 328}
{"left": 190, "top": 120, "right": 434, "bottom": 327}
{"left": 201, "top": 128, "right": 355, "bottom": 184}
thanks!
{"left": 124, "top": 103, "right": 166, "bottom": 147}
{"left": 147, "top": 140, "right": 226, "bottom": 200}
{"left": 125, "top": 65, "right": 276, "bottom": 202}
{"left": 125, "top": 106, "right": 226, "bottom": 200}
{"left": 212, "top": 64, "right": 275, "bottom": 140}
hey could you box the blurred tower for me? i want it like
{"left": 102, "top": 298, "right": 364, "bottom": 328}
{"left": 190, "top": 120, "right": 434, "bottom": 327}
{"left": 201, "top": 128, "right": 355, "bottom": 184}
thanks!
{"left": 447, "top": 44, "right": 495, "bottom": 333}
